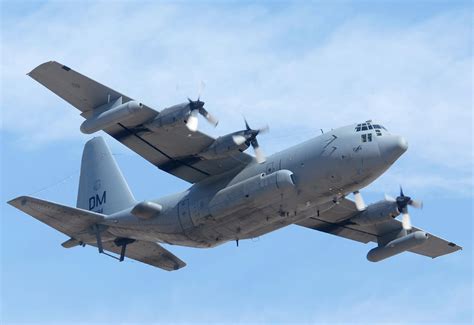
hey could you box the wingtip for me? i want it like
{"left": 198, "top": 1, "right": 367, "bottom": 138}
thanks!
{"left": 28, "top": 60, "right": 61, "bottom": 78}
{"left": 7, "top": 195, "right": 28, "bottom": 207}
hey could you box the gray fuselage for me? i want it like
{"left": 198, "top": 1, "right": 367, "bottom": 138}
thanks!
{"left": 100, "top": 122, "right": 407, "bottom": 248}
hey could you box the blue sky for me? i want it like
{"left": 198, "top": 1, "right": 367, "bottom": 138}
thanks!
{"left": 1, "top": 1, "right": 472, "bottom": 323}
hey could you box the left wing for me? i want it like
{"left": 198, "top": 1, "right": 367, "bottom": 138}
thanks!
{"left": 296, "top": 198, "right": 462, "bottom": 259}
{"left": 29, "top": 61, "right": 253, "bottom": 183}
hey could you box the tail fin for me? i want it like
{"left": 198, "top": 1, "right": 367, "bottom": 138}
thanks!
{"left": 77, "top": 137, "right": 135, "bottom": 215}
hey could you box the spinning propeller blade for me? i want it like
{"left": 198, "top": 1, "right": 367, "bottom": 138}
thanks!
{"left": 186, "top": 110, "right": 199, "bottom": 132}
{"left": 385, "top": 186, "right": 423, "bottom": 231}
{"left": 353, "top": 191, "right": 366, "bottom": 211}
{"left": 185, "top": 95, "right": 218, "bottom": 132}
{"left": 238, "top": 119, "right": 269, "bottom": 163}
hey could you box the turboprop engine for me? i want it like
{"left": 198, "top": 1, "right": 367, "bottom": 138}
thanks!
{"left": 145, "top": 98, "right": 218, "bottom": 132}
{"left": 350, "top": 200, "right": 399, "bottom": 226}
{"left": 349, "top": 188, "right": 423, "bottom": 228}
{"left": 200, "top": 120, "right": 269, "bottom": 163}
{"left": 199, "top": 132, "right": 249, "bottom": 159}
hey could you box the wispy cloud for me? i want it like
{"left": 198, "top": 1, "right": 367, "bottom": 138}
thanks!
{"left": 1, "top": 2, "right": 472, "bottom": 195}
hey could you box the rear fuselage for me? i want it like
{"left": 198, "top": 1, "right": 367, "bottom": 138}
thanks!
{"left": 101, "top": 122, "right": 407, "bottom": 248}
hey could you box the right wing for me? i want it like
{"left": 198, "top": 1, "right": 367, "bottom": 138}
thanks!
{"left": 29, "top": 61, "right": 253, "bottom": 183}
{"left": 296, "top": 198, "right": 462, "bottom": 259}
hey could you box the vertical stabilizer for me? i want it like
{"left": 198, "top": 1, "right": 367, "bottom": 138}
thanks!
{"left": 77, "top": 137, "right": 135, "bottom": 214}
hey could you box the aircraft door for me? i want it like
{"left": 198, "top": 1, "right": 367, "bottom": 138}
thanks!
{"left": 178, "top": 199, "right": 194, "bottom": 232}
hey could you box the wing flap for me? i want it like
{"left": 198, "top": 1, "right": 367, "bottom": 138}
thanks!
{"left": 296, "top": 217, "right": 375, "bottom": 243}
{"left": 97, "top": 240, "right": 186, "bottom": 271}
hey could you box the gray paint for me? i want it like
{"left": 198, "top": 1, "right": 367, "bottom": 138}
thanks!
{"left": 7, "top": 61, "right": 462, "bottom": 270}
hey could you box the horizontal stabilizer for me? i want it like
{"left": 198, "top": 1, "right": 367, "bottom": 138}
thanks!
{"left": 61, "top": 238, "right": 81, "bottom": 248}
{"left": 8, "top": 196, "right": 104, "bottom": 238}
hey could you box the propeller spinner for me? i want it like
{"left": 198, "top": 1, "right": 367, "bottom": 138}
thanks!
{"left": 385, "top": 187, "right": 423, "bottom": 230}
{"left": 232, "top": 119, "right": 269, "bottom": 164}
{"left": 186, "top": 98, "right": 218, "bottom": 132}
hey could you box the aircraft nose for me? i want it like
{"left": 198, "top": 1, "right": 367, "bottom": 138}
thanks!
{"left": 378, "top": 135, "right": 408, "bottom": 164}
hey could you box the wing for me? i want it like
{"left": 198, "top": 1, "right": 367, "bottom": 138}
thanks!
{"left": 296, "top": 198, "right": 462, "bottom": 259}
{"left": 29, "top": 61, "right": 253, "bottom": 183}
{"left": 93, "top": 240, "right": 186, "bottom": 271}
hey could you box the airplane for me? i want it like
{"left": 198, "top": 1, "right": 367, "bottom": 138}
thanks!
{"left": 8, "top": 61, "right": 461, "bottom": 271}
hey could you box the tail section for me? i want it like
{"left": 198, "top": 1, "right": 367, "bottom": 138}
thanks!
{"left": 77, "top": 137, "right": 135, "bottom": 214}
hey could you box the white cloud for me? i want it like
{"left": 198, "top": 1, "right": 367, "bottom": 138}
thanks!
{"left": 0, "top": 3, "right": 472, "bottom": 194}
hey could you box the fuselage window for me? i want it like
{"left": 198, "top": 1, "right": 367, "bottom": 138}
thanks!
{"left": 361, "top": 134, "right": 367, "bottom": 142}
{"left": 368, "top": 133, "right": 372, "bottom": 141}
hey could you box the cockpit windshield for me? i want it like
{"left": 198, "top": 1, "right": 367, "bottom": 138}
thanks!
{"left": 355, "top": 121, "right": 387, "bottom": 132}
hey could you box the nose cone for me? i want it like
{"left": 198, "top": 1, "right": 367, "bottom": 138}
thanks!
{"left": 378, "top": 135, "right": 408, "bottom": 164}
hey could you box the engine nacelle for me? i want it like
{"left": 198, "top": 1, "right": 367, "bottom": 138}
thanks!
{"left": 145, "top": 103, "right": 191, "bottom": 131}
{"left": 199, "top": 133, "right": 249, "bottom": 159}
{"left": 130, "top": 201, "right": 163, "bottom": 220}
{"left": 350, "top": 200, "right": 399, "bottom": 226}
{"left": 80, "top": 101, "right": 143, "bottom": 134}
{"left": 367, "top": 231, "right": 428, "bottom": 262}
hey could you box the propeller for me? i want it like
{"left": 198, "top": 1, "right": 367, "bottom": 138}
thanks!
{"left": 353, "top": 190, "right": 366, "bottom": 211}
{"left": 232, "top": 119, "right": 269, "bottom": 163}
{"left": 385, "top": 187, "right": 423, "bottom": 230}
{"left": 185, "top": 97, "right": 218, "bottom": 132}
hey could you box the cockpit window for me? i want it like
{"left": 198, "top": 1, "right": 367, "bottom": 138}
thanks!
{"left": 356, "top": 122, "right": 388, "bottom": 133}
{"left": 361, "top": 133, "right": 374, "bottom": 142}
{"left": 373, "top": 124, "right": 388, "bottom": 131}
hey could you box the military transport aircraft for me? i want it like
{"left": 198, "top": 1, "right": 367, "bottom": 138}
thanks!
{"left": 8, "top": 61, "right": 461, "bottom": 271}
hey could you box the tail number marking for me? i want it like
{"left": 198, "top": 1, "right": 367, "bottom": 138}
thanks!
{"left": 89, "top": 191, "right": 106, "bottom": 212}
